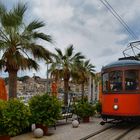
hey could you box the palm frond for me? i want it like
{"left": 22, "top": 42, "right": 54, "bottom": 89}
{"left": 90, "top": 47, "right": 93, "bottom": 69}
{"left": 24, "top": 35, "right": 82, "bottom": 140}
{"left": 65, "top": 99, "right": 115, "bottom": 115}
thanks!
{"left": 66, "top": 44, "right": 73, "bottom": 57}
{"left": 72, "top": 52, "right": 85, "bottom": 60}
{"left": 55, "top": 48, "right": 63, "bottom": 57}
{"left": 33, "top": 32, "right": 53, "bottom": 43}
{"left": 13, "top": 2, "right": 27, "bottom": 18}
{"left": 1, "top": 12, "right": 20, "bottom": 28}
{"left": 0, "top": 59, "right": 5, "bottom": 70}
{"left": 0, "top": 2, "right": 6, "bottom": 16}
{"left": 20, "top": 32, "right": 32, "bottom": 41}
{"left": 23, "top": 43, "right": 51, "bottom": 61}
{"left": 72, "top": 58, "right": 95, "bottom": 84}
{"left": 7, "top": 51, "right": 39, "bottom": 71}
{"left": 84, "top": 60, "right": 90, "bottom": 67}
{"left": 26, "top": 58, "right": 39, "bottom": 71}
{"left": 0, "top": 40, "right": 8, "bottom": 50}
{"left": 12, "top": 52, "right": 39, "bottom": 71}
{"left": 26, "top": 20, "right": 45, "bottom": 31}
{"left": 1, "top": 2, "right": 26, "bottom": 28}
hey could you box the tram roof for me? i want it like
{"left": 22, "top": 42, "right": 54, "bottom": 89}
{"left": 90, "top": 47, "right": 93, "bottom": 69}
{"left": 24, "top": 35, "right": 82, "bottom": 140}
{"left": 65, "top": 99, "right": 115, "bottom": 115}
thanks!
{"left": 102, "top": 59, "right": 140, "bottom": 69}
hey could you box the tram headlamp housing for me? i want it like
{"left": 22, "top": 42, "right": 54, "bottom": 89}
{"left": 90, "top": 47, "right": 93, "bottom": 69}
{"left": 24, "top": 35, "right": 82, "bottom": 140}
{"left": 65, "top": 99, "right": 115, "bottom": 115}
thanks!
{"left": 113, "top": 105, "right": 119, "bottom": 110}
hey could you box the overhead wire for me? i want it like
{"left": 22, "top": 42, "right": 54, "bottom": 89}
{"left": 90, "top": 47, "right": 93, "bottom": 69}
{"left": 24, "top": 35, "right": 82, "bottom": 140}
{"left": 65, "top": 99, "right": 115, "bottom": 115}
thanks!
{"left": 103, "top": 0, "right": 138, "bottom": 40}
{"left": 99, "top": 0, "right": 137, "bottom": 40}
{"left": 99, "top": 0, "right": 139, "bottom": 56}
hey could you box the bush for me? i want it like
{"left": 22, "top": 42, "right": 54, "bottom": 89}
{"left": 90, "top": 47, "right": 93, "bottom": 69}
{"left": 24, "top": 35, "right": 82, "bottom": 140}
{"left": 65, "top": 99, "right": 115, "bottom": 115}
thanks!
{"left": 0, "top": 99, "right": 31, "bottom": 136}
{"left": 95, "top": 101, "right": 102, "bottom": 114}
{"left": 29, "top": 93, "right": 61, "bottom": 126}
{"left": 0, "top": 99, "right": 7, "bottom": 135}
{"left": 73, "top": 100, "right": 95, "bottom": 118}
{"left": 0, "top": 99, "right": 6, "bottom": 114}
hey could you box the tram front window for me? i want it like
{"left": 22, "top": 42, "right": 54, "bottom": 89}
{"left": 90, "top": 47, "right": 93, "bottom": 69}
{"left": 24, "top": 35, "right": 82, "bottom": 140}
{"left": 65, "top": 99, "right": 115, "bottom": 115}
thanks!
{"left": 102, "top": 73, "right": 109, "bottom": 92}
{"left": 109, "top": 71, "right": 122, "bottom": 92}
{"left": 125, "top": 70, "right": 139, "bottom": 90}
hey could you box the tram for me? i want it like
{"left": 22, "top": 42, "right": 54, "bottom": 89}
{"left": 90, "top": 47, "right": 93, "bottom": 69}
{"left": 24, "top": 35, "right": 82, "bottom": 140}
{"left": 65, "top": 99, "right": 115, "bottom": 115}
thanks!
{"left": 101, "top": 57, "right": 140, "bottom": 124}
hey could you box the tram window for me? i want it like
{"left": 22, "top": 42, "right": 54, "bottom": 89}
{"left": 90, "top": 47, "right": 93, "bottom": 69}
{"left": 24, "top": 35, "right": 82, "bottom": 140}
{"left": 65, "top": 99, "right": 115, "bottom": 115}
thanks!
{"left": 109, "top": 71, "right": 122, "bottom": 92}
{"left": 125, "top": 70, "right": 139, "bottom": 91}
{"left": 102, "top": 73, "right": 109, "bottom": 92}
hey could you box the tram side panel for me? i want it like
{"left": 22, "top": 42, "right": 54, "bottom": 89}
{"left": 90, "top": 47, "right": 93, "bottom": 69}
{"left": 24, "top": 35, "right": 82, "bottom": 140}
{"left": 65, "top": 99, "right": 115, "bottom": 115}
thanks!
{"left": 102, "top": 93, "right": 140, "bottom": 117}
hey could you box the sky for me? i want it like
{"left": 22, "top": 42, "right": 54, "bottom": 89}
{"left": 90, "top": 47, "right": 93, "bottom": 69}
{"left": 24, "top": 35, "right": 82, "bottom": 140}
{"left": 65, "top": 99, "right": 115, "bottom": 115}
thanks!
{"left": 1, "top": 0, "right": 140, "bottom": 78}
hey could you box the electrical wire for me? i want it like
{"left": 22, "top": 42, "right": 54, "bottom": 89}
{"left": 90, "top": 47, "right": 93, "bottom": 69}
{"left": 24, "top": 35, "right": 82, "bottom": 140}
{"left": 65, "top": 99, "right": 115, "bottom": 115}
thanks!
{"left": 99, "top": 0, "right": 140, "bottom": 56}
{"left": 99, "top": 0, "right": 137, "bottom": 40}
{"left": 103, "top": 0, "right": 138, "bottom": 40}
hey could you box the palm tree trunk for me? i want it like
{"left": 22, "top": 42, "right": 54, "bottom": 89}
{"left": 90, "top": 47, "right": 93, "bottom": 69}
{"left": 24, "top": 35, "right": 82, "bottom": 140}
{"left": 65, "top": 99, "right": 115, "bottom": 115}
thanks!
{"left": 8, "top": 70, "right": 18, "bottom": 98}
{"left": 64, "top": 80, "right": 69, "bottom": 106}
{"left": 81, "top": 83, "right": 84, "bottom": 100}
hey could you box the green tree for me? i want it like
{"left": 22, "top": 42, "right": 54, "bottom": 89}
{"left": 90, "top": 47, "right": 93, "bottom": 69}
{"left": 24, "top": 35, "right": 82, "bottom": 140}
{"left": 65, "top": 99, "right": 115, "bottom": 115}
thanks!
{"left": 73, "top": 60, "right": 95, "bottom": 99}
{"left": 50, "top": 45, "right": 84, "bottom": 105}
{"left": 0, "top": 3, "right": 52, "bottom": 98}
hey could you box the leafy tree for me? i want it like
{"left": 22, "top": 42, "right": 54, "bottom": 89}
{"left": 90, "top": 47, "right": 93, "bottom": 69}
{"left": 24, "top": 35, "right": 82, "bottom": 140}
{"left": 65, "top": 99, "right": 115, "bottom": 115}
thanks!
{"left": 49, "top": 45, "right": 84, "bottom": 105}
{"left": 0, "top": 2, "right": 52, "bottom": 98}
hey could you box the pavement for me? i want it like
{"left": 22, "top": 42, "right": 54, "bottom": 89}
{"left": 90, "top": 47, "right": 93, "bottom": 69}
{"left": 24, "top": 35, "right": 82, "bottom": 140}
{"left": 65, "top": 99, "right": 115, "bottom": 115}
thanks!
{"left": 11, "top": 117, "right": 109, "bottom": 140}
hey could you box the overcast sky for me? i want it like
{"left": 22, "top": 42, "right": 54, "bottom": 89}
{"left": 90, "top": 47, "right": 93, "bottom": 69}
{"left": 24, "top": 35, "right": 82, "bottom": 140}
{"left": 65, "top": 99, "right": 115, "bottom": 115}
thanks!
{"left": 1, "top": 0, "right": 140, "bottom": 78}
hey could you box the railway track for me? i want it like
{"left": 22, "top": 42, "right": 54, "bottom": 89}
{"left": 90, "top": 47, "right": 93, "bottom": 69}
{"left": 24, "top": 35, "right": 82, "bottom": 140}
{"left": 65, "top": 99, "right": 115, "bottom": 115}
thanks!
{"left": 79, "top": 125, "right": 113, "bottom": 140}
{"left": 80, "top": 124, "right": 139, "bottom": 140}
{"left": 114, "top": 125, "right": 138, "bottom": 140}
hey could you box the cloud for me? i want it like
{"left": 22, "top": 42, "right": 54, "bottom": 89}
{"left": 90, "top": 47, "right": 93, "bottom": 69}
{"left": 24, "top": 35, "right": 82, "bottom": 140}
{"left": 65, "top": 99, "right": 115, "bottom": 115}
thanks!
{"left": 29, "top": 0, "right": 140, "bottom": 75}
{"left": 2, "top": 0, "right": 140, "bottom": 77}
{"left": 32, "top": 0, "right": 74, "bottom": 24}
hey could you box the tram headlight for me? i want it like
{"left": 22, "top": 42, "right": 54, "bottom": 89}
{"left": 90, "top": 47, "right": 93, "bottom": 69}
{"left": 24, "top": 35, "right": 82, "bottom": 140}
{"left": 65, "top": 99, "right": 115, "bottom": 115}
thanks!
{"left": 113, "top": 105, "right": 119, "bottom": 110}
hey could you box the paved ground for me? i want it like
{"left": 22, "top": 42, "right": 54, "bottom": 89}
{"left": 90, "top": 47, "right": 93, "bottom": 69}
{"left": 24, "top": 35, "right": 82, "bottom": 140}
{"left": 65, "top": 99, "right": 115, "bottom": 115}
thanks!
{"left": 11, "top": 117, "right": 109, "bottom": 140}
{"left": 11, "top": 117, "right": 140, "bottom": 140}
{"left": 122, "top": 126, "right": 140, "bottom": 140}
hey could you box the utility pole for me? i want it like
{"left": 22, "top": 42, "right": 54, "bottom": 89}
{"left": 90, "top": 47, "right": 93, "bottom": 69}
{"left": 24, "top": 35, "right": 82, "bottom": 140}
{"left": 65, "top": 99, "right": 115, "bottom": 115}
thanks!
{"left": 33, "top": 73, "right": 36, "bottom": 94}
{"left": 46, "top": 62, "right": 50, "bottom": 93}
{"left": 88, "top": 75, "right": 91, "bottom": 102}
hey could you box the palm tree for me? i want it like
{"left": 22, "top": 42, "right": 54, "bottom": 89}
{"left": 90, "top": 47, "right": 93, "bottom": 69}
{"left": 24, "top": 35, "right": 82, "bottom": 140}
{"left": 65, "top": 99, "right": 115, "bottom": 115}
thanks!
{"left": 49, "top": 45, "right": 84, "bottom": 105}
{"left": 73, "top": 60, "right": 95, "bottom": 100}
{"left": 0, "top": 2, "right": 52, "bottom": 98}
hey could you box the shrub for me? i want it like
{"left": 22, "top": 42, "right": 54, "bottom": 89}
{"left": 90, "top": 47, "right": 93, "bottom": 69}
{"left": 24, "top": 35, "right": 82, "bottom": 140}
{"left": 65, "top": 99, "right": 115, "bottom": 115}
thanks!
{"left": 29, "top": 93, "right": 61, "bottom": 126}
{"left": 0, "top": 99, "right": 6, "bottom": 114}
{"left": 0, "top": 99, "right": 7, "bottom": 135}
{"left": 0, "top": 99, "right": 31, "bottom": 136}
{"left": 95, "top": 101, "right": 102, "bottom": 114}
{"left": 73, "top": 100, "right": 95, "bottom": 118}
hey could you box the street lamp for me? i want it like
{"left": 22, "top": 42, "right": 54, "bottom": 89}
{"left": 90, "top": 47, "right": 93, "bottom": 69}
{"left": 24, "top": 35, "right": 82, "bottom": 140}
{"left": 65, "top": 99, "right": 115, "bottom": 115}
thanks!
{"left": 46, "top": 60, "right": 51, "bottom": 93}
{"left": 46, "top": 63, "right": 49, "bottom": 93}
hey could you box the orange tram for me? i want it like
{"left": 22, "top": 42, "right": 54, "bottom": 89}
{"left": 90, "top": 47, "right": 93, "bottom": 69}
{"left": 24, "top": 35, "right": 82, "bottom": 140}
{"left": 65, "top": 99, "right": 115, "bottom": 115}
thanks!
{"left": 101, "top": 57, "right": 140, "bottom": 124}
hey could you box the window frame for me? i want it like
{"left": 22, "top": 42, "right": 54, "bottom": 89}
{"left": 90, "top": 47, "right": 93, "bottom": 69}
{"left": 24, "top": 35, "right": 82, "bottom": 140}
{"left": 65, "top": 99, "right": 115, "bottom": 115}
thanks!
{"left": 102, "top": 72, "right": 109, "bottom": 93}
{"left": 102, "top": 66, "right": 140, "bottom": 94}
{"left": 109, "top": 70, "right": 123, "bottom": 92}
{"left": 124, "top": 69, "right": 139, "bottom": 91}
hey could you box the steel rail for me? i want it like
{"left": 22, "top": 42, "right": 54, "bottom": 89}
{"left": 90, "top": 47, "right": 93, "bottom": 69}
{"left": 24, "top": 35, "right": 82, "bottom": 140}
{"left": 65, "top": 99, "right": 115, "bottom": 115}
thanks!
{"left": 79, "top": 125, "right": 113, "bottom": 140}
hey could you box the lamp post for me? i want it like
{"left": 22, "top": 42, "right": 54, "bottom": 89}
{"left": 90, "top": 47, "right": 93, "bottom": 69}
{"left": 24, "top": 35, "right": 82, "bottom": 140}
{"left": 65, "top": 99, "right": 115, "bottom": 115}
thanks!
{"left": 46, "top": 60, "right": 51, "bottom": 93}
{"left": 33, "top": 73, "right": 36, "bottom": 94}
{"left": 46, "top": 63, "right": 49, "bottom": 93}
